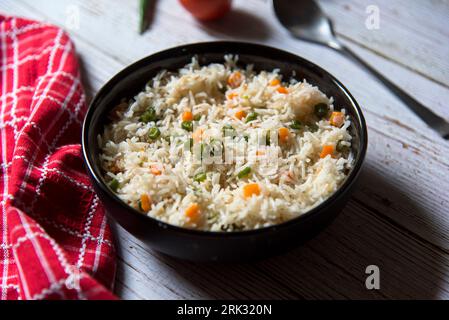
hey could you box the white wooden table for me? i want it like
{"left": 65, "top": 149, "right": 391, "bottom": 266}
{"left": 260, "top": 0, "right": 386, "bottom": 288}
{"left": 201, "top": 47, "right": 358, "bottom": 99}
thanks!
{"left": 4, "top": 0, "right": 449, "bottom": 299}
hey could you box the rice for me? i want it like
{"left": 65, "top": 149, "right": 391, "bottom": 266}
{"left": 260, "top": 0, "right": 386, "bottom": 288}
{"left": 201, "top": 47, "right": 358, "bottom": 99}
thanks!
{"left": 99, "top": 56, "right": 353, "bottom": 231}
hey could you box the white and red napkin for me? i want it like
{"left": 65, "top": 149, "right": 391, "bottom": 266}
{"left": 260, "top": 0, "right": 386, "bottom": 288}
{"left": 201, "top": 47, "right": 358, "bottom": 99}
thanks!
{"left": 0, "top": 15, "right": 116, "bottom": 299}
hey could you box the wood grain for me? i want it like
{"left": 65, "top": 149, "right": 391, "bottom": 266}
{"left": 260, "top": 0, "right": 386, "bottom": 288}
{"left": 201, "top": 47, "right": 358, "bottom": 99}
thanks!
{"left": 2, "top": 0, "right": 449, "bottom": 299}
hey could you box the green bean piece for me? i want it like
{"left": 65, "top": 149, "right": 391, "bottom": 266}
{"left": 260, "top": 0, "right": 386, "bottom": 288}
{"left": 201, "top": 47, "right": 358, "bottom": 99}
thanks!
{"left": 193, "top": 172, "right": 207, "bottom": 182}
{"left": 290, "top": 120, "right": 302, "bottom": 130}
{"left": 265, "top": 130, "right": 271, "bottom": 146}
{"left": 148, "top": 127, "right": 160, "bottom": 140}
{"left": 237, "top": 167, "right": 251, "bottom": 179}
{"left": 245, "top": 112, "right": 258, "bottom": 123}
{"left": 181, "top": 121, "right": 193, "bottom": 132}
{"left": 109, "top": 179, "right": 119, "bottom": 192}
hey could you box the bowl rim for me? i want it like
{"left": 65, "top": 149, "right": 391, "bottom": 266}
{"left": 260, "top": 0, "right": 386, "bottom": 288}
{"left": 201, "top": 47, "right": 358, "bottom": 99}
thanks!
{"left": 82, "top": 40, "right": 368, "bottom": 238}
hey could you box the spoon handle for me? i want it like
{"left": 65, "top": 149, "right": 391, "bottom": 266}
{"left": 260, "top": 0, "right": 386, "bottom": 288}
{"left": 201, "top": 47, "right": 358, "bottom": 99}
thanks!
{"left": 335, "top": 44, "right": 449, "bottom": 139}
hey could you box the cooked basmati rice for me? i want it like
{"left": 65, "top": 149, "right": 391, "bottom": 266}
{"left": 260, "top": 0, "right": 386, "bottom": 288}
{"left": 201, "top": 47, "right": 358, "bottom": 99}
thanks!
{"left": 99, "top": 56, "right": 353, "bottom": 231}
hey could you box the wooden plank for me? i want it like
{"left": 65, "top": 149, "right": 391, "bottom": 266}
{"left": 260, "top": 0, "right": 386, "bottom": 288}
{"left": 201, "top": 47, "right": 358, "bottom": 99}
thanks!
{"left": 10, "top": 0, "right": 449, "bottom": 119}
{"left": 112, "top": 197, "right": 449, "bottom": 299}
{"left": 320, "top": 0, "right": 449, "bottom": 88}
{"left": 2, "top": 0, "right": 449, "bottom": 299}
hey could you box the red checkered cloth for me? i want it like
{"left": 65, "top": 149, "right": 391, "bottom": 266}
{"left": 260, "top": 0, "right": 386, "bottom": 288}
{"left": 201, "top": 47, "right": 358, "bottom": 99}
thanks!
{"left": 0, "top": 15, "right": 116, "bottom": 299}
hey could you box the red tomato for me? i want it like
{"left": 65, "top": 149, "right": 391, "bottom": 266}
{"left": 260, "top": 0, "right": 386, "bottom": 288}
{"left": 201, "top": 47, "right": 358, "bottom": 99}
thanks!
{"left": 179, "top": 0, "right": 232, "bottom": 21}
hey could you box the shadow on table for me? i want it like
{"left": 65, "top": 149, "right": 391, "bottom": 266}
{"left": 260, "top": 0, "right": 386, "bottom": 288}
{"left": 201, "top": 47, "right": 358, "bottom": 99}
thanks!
{"left": 114, "top": 164, "right": 447, "bottom": 299}
{"left": 199, "top": 8, "right": 271, "bottom": 41}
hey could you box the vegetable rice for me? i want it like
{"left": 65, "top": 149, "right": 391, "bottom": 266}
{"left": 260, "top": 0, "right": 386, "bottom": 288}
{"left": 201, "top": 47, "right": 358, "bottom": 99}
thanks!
{"left": 99, "top": 56, "right": 353, "bottom": 231}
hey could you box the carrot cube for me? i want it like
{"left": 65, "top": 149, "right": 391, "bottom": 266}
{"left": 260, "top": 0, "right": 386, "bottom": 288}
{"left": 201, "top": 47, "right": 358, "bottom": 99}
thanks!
{"left": 320, "top": 145, "right": 334, "bottom": 158}
{"left": 243, "top": 183, "right": 261, "bottom": 199}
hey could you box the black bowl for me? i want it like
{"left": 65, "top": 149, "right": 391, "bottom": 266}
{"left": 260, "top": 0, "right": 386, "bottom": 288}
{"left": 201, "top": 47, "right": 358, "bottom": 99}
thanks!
{"left": 82, "top": 41, "right": 367, "bottom": 262}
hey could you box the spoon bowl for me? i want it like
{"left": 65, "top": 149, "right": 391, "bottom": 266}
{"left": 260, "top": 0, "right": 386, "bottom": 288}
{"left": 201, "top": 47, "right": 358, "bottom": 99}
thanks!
{"left": 273, "top": 0, "right": 449, "bottom": 139}
{"left": 273, "top": 0, "right": 339, "bottom": 48}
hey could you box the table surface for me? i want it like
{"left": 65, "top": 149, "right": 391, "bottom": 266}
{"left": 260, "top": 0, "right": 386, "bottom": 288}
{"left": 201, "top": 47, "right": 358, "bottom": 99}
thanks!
{"left": 3, "top": 0, "right": 449, "bottom": 299}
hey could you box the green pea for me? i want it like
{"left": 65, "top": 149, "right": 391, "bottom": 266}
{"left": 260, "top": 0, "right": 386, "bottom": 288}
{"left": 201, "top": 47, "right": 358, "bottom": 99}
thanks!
{"left": 181, "top": 121, "right": 193, "bottom": 132}
{"left": 109, "top": 179, "right": 119, "bottom": 192}
{"left": 290, "top": 120, "right": 302, "bottom": 130}
{"left": 193, "top": 114, "right": 202, "bottom": 121}
{"left": 193, "top": 172, "right": 207, "bottom": 182}
{"left": 245, "top": 112, "right": 258, "bottom": 123}
{"left": 237, "top": 167, "right": 251, "bottom": 179}
{"left": 148, "top": 127, "right": 160, "bottom": 140}
{"left": 314, "top": 103, "right": 329, "bottom": 118}
{"left": 139, "top": 107, "right": 158, "bottom": 123}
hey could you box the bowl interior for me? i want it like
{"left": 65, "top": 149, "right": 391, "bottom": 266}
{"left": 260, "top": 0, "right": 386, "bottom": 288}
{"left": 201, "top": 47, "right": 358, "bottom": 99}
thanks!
{"left": 83, "top": 41, "right": 367, "bottom": 235}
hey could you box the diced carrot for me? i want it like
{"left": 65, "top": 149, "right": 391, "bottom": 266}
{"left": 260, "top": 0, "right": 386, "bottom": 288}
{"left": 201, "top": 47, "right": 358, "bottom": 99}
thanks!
{"left": 329, "top": 111, "right": 345, "bottom": 127}
{"left": 150, "top": 164, "right": 162, "bottom": 175}
{"left": 278, "top": 127, "right": 290, "bottom": 143}
{"left": 243, "top": 183, "right": 261, "bottom": 198}
{"left": 185, "top": 203, "right": 200, "bottom": 221}
{"left": 192, "top": 128, "right": 204, "bottom": 142}
{"left": 140, "top": 194, "right": 152, "bottom": 212}
{"left": 182, "top": 110, "right": 193, "bottom": 121}
{"left": 320, "top": 145, "right": 334, "bottom": 158}
{"left": 235, "top": 110, "right": 246, "bottom": 120}
{"left": 277, "top": 86, "right": 288, "bottom": 94}
{"left": 256, "top": 150, "right": 265, "bottom": 156}
{"left": 227, "top": 92, "right": 238, "bottom": 99}
{"left": 227, "top": 71, "right": 243, "bottom": 88}
{"left": 269, "top": 79, "right": 280, "bottom": 86}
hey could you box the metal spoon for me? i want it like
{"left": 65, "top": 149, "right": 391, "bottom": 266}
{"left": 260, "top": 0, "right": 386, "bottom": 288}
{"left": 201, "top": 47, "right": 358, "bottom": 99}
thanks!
{"left": 273, "top": 0, "right": 449, "bottom": 139}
